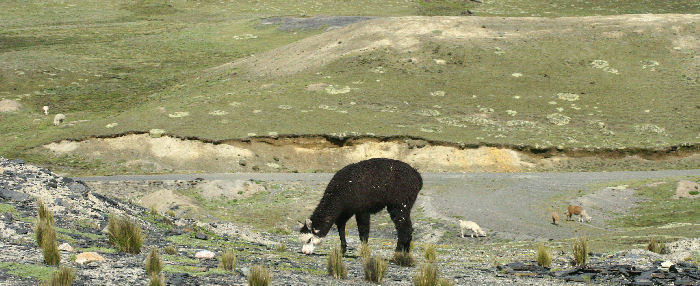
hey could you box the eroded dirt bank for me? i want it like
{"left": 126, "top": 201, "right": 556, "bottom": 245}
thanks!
{"left": 39, "top": 134, "right": 698, "bottom": 174}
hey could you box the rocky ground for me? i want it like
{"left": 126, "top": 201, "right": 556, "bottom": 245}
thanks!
{"left": 1, "top": 157, "right": 699, "bottom": 285}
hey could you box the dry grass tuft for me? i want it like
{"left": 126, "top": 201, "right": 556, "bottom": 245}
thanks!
{"left": 220, "top": 250, "right": 237, "bottom": 271}
{"left": 359, "top": 242, "right": 371, "bottom": 261}
{"left": 392, "top": 251, "right": 416, "bottom": 267}
{"left": 248, "top": 265, "right": 271, "bottom": 286}
{"left": 363, "top": 256, "right": 388, "bottom": 284}
{"left": 327, "top": 247, "right": 347, "bottom": 279}
{"left": 41, "top": 227, "right": 61, "bottom": 265}
{"left": 424, "top": 244, "right": 437, "bottom": 263}
{"left": 647, "top": 238, "right": 668, "bottom": 254}
{"left": 149, "top": 273, "right": 165, "bottom": 286}
{"left": 413, "top": 263, "right": 455, "bottom": 286}
{"left": 108, "top": 214, "right": 143, "bottom": 254}
{"left": 37, "top": 200, "right": 54, "bottom": 225}
{"left": 573, "top": 237, "right": 589, "bottom": 267}
{"left": 536, "top": 245, "right": 552, "bottom": 268}
{"left": 164, "top": 246, "right": 177, "bottom": 255}
{"left": 145, "top": 248, "right": 162, "bottom": 276}
{"left": 40, "top": 266, "right": 75, "bottom": 286}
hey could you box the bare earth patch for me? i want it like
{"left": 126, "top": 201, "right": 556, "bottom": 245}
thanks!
{"left": 0, "top": 99, "right": 22, "bottom": 113}
{"left": 674, "top": 180, "right": 700, "bottom": 199}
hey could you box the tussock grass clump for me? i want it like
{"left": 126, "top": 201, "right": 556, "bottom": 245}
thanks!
{"left": 647, "top": 238, "right": 668, "bottom": 254}
{"left": 41, "top": 228, "right": 61, "bottom": 265}
{"left": 392, "top": 251, "right": 416, "bottom": 267}
{"left": 164, "top": 246, "right": 177, "bottom": 255}
{"left": 40, "top": 266, "right": 75, "bottom": 286}
{"left": 35, "top": 219, "right": 52, "bottom": 248}
{"left": 108, "top": 215, "right": 143, "bottom": 254}
{"left": 37, "top": 201, "right": 54, "bottom": 225}
{"left": 359, "top": 243, "right": 371, "bottom": 261}
{"left": 149, "top": 273, "right": 165, "bottom": 286}
{"left": 248, "top": 265, "right": 271, "bottom": 286}
{"left": 145, "top": 248, "right": 162, "bottom": 276}
{"left": 363, "top": 256, "right": 388, "bottom": 284}
{"left": 275, "top": 243, "right": 287, "bottom": 252}
{"left": 413, "top": 263, "right": 455, "bottom": 286}
{"left": 536, "top": 245, "right": 552, "bottom": 268}
{"left": 424, "top": 244, "right": 437, "bottom": 263}
{"left": 327, "top": 247, "right": 347, "bottom": 279}
{"left": 220, "top": 250, "right": 237, "bottom": 271}
{"left": 573, "top": 237, "right": 589, "bottom": 267}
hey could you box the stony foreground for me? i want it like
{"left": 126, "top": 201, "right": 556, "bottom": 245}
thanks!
{"left": 1, "top": 157, "right": 699, "bottom": 285}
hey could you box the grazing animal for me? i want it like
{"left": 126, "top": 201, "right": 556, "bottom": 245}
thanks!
{"left": 566, "top": 205, "right": 591, "bottom": 222}
{"left": 53, "top": 114, "right": 65, "bottom": 126}
{"left": 551, "top": 212, "right": 560, "bottom": 225}
{"left": 459, "top": 220, "right": 486, "bottom": 238}
{"left": 298, "top": 158, "right": 422, "bottom": 255}
{"left": 42, "top": 106, "right": 49, "bottom": 115}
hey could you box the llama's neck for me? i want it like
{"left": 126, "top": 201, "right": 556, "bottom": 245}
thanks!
{"left": 308, "top": 195, "right": 342, "bottom": 238}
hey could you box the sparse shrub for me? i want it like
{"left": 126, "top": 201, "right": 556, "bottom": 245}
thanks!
{"left": 690, "top": 191, "right": 699, "bottom": 196}
{"left": 145, "top": 248, "right": 162, "bottom": 276}
{"left": 424, "top": 244, "right": 437, "bottom": 263}
{"left": 220, "top": 250, "right": 237, "bottom": 271}
{"left": 363, "top": 256, "right": 388, "bottom": 284}
{"left": 149, "top": 273, "right": 165, "bottom": 286}
{"left": 166, "top": 210, "right": 175, "bottom": 217}
{"left": 392, "top": 251, "right": 416, "bottom": 267}
{"left": 275, "top": 243, "right": 287, "bottom": 252}
{"left": 359, "top": 243, "right": 371, "bottom": 261}
{"left": 41, "top": 226, "right": 61, "bottom": 265}
{"left": 150, "top": 206, "right": 158, "bottom": 216}
{"left": 108, "top": 214, "right": 143, "bottom": 254}
{"left": 647, "top": 238, "right": 668, "bottom": 254}
{"left": 248, "top": 265, "right": 271, "bottom": 286}
{"left": 327, "top": 247, "right": 347, "bottom": 279}
{"left": 536, "top": 245, "right": 552, "bottom": 268}
{"left": 164, "top": 246, "right": 177, "bottom": 255}
{"left": 438, "top": 278, "right": 455, "bottom": 286}
{"left": 40, "top": 266, "right": 75, "bottom": 286}
{"left": 573, "top": 237, "right": 589, "bottom": 267}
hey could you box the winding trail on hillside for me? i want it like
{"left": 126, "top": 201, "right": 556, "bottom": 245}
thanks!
{"left": 74, "top": 169, "right": 700, "bottom": 241}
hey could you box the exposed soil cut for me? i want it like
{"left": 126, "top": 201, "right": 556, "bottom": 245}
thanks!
{"left": 39, "top": 134, "right": 698, "bottom": 174}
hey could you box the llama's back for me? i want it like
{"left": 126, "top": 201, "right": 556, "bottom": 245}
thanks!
{"left": 325, "top": 158, "right": 422, "bottom": 212}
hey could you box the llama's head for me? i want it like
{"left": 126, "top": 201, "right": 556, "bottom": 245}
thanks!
{"left": 581, "top": 210, "right": 592, "bottom": 222}
{"left": 298, "top": 219, "right": 321, "bottom": 255}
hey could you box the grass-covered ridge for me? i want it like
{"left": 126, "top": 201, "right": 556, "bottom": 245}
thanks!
{"left": 1, "top": 0, "right": 698, "bottom": 168}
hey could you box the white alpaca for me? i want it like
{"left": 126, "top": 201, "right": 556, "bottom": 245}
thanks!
{"left": 459, "top": 220, "right": 486, "bottom": 238}
{"left": 42, "top": 106, "right": 49, "bottom": 115}
{"left": 53, "top": 114, "right": 65, "bottom": 126}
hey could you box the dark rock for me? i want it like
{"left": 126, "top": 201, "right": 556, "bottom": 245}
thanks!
{"left": 15, "top": 228, "right": 28, "bottom": 235}
{"left": 195, "top": 232, "right": 208, "bottom": 240}
{"left": 0, "top": 187, "right": 30, "bottom": 202}
{"left": 10, "top": 159, "right": 25, "bottom": 165}
{"left": 61, "top": 177, "right": 74, "bottom": 184}
{"left": 632, "top": 280, "right": 652, "bottom": 286}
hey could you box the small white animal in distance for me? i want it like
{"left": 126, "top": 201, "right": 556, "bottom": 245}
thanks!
{"left": 42, "top": 106, "right": 49, "bottom": 115}
{"left": 459, "top": 220, "right": 486, "bottom": 238}
{"left": 53, "top": 113, "right": 65, "bottom": 126}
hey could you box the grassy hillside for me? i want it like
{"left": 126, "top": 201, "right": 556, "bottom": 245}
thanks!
{"left": 1, "top": 0, "right": 699, "bottom": 167}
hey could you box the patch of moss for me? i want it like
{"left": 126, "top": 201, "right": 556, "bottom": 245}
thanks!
{"left": 0, "top": 262, "right": 54, "bottom": 281}
{"left": 0, "top": 203, "right": 20, "bottom": 216}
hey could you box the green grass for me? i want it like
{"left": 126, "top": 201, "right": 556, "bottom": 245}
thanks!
{"left": 616, "top": 178, "right": 700, "bottom": 228}
{"left": 0, "top": 203, "right": 20, "bottom": 216}
{"left": 1, "top": 0, "right": 698, "bottom": 174}
{"left": 0, "top": 262, "right": 55, "bottom": 281}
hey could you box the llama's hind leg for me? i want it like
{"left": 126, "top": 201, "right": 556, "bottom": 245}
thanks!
{"left": 388, "top": 205, "right": 413, "bottom": 253}
{"left": 355, "top": 212, "right": 370, "bottom": 244}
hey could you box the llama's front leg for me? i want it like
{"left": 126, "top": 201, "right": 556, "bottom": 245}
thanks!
{"left": 336, "top": 220, "right": 347, "bottom": 255}
{"left": 355, "top": 212, "right": 370, "bottom": 244}
{"left": 388, "top": 205, "right": 412, "bottom": 253}
{"left": 460, "top": 228, "right": 465, "bottom": 238}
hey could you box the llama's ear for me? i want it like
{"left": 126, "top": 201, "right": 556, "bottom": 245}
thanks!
{"left": 305, "top": 218, "right": 312, "bottom": 229}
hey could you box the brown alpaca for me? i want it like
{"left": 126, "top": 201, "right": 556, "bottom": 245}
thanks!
{"left": 551, "top": 212, "right": 560, "bottom": 225}
{"left": 566, "top": 205, "right": 591, "bottom": 222}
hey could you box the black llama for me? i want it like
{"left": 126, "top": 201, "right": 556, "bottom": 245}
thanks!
{"left": 298, "top": 158, "right": 422, "bottom": 255}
